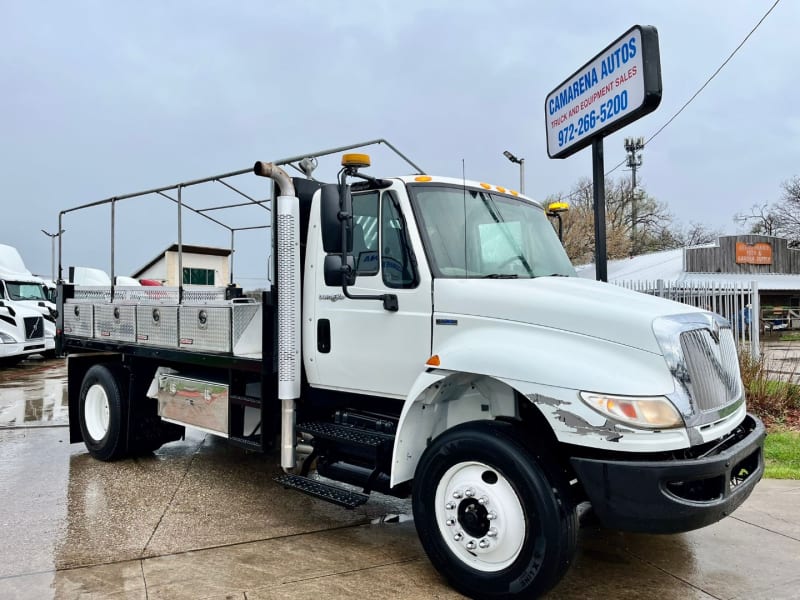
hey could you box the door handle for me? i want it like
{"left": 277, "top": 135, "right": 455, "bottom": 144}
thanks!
{"left": 317, "top": 319, "right": 331, "bottom": 353}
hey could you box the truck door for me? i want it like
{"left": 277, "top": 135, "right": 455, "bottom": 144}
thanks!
{"left": 309, "top": 187, "right": 432, "bottom": 399}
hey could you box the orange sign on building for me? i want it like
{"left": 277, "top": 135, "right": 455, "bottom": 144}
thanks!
{"left": 735, "top": 242, "right": 772, "bottom": 265}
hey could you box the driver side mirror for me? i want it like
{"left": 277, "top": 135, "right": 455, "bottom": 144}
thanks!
{"left": 320, "top": 184, "right": 353, "bottom": 254}
{"left": 323, "top": 255, "right": 356, "bottom": 287}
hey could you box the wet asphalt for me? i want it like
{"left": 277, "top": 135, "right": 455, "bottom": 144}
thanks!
{"left": 1, "top": 357, "right": 799, "bottom": 600}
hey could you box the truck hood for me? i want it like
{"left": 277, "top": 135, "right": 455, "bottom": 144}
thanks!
{"left": 434, "top": 277, "right": 705, "bottom": 354}
{"left": 0, "top": 302, "right": 43, "bottom": 320}
{"left": 15, "top": 298, "right": 56, "bottom": 316}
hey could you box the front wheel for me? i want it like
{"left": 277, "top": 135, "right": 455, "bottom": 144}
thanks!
{"left": 412, "top": 421, "right": 577, "bottom": 599}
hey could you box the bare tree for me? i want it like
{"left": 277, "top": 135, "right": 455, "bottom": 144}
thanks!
{"left": 734, "top": 202, "right": 781, "bottom": 236}
{"left": 733, "top": 177, "right": 800, "bottom": 246}
{"left": 549, "top": 176, "right": 677, "bottom": 264}
{"left": 673, "top": 222, "right": 723, "bottom": 247}
{"left": 772, "top": 177, "right": 800, "bottom": 245}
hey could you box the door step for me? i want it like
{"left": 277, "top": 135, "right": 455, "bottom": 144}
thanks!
{"left": 297, "top": 421, "right": 394, "bottom": 448}
{"left": 275, "top": 473, "right": 369, "bottom": 509}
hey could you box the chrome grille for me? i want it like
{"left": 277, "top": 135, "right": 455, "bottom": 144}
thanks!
{"left": 680, "top": 327, "right": 741, "bottom": 413}
{"left": 24, "top": 316, "right": 44, "bottom": 340}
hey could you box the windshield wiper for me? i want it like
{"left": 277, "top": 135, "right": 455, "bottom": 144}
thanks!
{"left": 483, "top": 274, "right": 520, "bottom": 279}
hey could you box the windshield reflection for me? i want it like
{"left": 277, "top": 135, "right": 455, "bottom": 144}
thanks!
{"left": 408, "top": 184, "right": 575, "bottom": 278}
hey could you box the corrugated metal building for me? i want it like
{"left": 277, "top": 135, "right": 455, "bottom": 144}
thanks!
{"left": 576, "top": 235, "right": 800, "bottom": 330}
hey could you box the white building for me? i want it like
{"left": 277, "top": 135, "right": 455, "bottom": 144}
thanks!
{"left": 132, "top": 244, "right": 231, "bottom": 287}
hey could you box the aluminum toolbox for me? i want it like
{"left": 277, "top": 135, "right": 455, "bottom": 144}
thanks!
{"left": 156, "top": 373, "right": 228, "bottom": 436}
{"left": 94, "top": 304, "right": 136, "bottom": 342}
{"left": 63, "top": 302, "right": 94, "bottom": 337}
{"left": 179, "top": 306, "right": 231, "bottom": 352}
{"left": 136, "top": 305, "right": 179, "bottom": 347}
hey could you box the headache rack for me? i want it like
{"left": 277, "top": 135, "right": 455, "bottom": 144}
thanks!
{"left": 55, "top": 139, "right": 423, "bottom": 361}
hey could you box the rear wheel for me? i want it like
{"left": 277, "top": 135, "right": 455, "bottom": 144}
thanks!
{"left": 412, "top": 421, "right": 577, "bottom": 599}
{"left": 78, "top": 364, "right": 130, "bottom": 461}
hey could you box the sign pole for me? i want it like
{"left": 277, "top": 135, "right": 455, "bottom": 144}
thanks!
{"left": 592, "top": 138, "right": 607, "bottom": 282}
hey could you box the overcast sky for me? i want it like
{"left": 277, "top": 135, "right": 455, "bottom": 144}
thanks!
{"left": 1, "top": 0, "right": 795, "bottom": 286}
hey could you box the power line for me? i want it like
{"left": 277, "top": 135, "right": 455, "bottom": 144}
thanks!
{"left": 561, "top": 0, "right": 781, "bottom": 199}
{"left": 643, "top": 0, "right": 780, "bottom": 150}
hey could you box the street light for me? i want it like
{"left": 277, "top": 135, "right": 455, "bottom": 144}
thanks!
{"left": 503, "top": 150, "right": 525, "bottom": 194}
{"left": 41, "top": 229, "right": 65, "bottom": 282}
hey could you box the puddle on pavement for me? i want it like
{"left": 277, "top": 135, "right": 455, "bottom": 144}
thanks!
{"left": 371, "top": 513, "right": 414, "bottom": 524}
{"left": 0, "top": 356, "right": 67, "bottom": 427}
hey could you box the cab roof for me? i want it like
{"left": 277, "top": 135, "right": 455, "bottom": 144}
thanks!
{"left": 395, "top": 175, "right": 542, "bottom": 208}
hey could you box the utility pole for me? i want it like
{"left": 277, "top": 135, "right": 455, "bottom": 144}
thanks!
{"left": 503, "top": 150, "right": 525, "bottom": 194}
{"left": 624, "top": 137, "right": 644, "bottom": 255}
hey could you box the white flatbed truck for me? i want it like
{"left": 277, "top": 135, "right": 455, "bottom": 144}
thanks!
{"left": 57, "top": 140, "right": 764, "bottom": 598}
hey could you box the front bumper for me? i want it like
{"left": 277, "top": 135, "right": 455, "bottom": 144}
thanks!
{"left": 0, "top": 340, "right": 46, "bottom": 359}
{"left": 570, "top": 413, "right": 765, "bottom": 534}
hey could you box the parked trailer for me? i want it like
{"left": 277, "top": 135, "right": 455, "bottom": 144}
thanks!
{"left": 57, "top": 140, "right": 764, "bottom": 598}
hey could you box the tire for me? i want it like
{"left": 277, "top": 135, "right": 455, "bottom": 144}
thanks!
{"left": 78, "top": 364, "right": 130, "bottom": 461}
{"left": 412, "top": 421, "right": 577, "bottom": 599}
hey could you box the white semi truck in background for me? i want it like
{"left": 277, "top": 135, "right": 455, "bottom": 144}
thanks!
{"left": 56, "top": 141, "right": 764, "bottom": 598}
{"left": 0, "top": 244, "right": 56, "bottom": 363}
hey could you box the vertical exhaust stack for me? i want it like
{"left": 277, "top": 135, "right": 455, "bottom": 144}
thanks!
{"left": 254, "top": 161, "right": 299, "bottom": 471}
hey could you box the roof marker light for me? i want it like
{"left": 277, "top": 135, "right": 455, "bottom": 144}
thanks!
{"left": 547, "top": 201, "right": 569, "bottom": 214}
{"left": 415, "top": 175, "right": 432, "bottom": 182}
{"left": 479, "top": 183, "right": 491, "bottom": 189}
{"left": 341, "top": 153, "right": 371, "bottom": 168}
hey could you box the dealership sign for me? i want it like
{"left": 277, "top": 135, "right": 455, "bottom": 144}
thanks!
{"left": 545, "top": 25, "right": 662, "bottom": 158}
{"left": 736, "top": 242, "right": 773, "bottom": 265}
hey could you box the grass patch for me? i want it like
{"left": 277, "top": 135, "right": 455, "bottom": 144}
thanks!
{"left": 779, "top": 333, "right": 800, "bottom": 342}
{"left": 764, "top": 431, "right": 800, "bottom": 479}
{"left": 739, "top": 349, "right": 800, "bottom": 478}
{"left": 739, "top": 349, "right": 800, "bottom": 426}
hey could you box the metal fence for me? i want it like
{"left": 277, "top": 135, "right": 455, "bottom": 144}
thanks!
{"left": 615, "top": 279, "right": 760, "bottom": 358}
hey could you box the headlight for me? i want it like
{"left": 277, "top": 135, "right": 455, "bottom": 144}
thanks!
{"left": 580, "top": 391, "right": 684, "bottom": 429}
{"left": 0, "top": 332, "right": 16, "bottom": 344}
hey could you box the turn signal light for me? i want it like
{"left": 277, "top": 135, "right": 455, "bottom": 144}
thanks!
{"left": 426, "top": 355, "right": 441, "bottom": 366}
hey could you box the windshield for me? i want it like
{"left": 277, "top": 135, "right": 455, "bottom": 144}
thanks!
{"left": 408, "top": 184, "right": 575, "bottom": 278}
{"left": 5, "top": 281, "right": 47, "bottom": 301}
